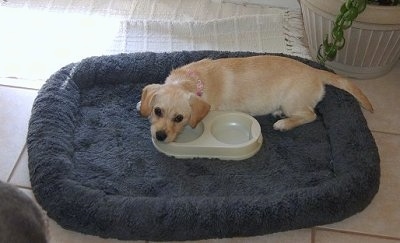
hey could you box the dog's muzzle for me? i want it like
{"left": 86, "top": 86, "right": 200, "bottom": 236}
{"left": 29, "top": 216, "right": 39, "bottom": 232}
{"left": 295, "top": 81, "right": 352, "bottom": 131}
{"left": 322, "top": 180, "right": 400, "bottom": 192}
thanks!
{"left": 156, "top": 130, "right": 167, "bottom": 141}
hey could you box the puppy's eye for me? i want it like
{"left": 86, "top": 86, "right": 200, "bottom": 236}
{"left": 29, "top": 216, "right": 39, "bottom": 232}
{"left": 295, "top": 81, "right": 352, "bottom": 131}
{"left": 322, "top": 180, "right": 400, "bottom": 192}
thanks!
{"left": 173, "top": 114, "right": 184, "bottom": 123}
{"left": 154, "top": 107, "right": 163, "bottom": 117}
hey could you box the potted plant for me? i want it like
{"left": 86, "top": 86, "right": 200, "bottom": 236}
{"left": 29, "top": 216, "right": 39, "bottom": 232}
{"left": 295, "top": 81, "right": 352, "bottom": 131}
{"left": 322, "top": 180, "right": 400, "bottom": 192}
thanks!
{"left": 300, "top": 0, "right": 400, "bottom": 79}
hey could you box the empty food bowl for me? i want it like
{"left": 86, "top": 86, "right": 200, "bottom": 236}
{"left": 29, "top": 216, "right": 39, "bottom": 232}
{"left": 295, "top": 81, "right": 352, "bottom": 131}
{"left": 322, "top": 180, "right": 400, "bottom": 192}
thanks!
{"left": 152, "top": 111, "right": 263, "bottom": 160}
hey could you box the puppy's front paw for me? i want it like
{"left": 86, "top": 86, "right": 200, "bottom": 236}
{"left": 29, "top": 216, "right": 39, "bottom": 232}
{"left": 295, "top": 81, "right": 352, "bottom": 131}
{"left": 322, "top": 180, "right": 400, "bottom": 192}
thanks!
{"left": 273, "top": 119, "right": 289, "bottom": 131}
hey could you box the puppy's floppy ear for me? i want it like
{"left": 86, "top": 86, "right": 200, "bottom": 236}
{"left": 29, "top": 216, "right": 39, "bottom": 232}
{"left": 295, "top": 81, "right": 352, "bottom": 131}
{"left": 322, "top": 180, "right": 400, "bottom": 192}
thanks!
{"left": 189, "top": 94, "right": 210, "bottom": 128}
{"left": 140, "top": 84, "right": 161, "bottom": 117}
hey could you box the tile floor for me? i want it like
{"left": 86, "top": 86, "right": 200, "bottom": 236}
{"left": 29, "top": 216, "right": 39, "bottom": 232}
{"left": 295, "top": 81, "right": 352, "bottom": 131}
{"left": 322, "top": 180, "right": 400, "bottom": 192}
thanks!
{"left": 1, "top": 61, "right": 399, "bottom": 243}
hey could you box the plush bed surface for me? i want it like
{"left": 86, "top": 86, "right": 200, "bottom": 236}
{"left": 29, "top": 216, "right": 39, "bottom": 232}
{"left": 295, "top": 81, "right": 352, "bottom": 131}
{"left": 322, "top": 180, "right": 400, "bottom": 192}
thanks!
{"left": 27, "top": 51, "right": 380, "bottom": 241}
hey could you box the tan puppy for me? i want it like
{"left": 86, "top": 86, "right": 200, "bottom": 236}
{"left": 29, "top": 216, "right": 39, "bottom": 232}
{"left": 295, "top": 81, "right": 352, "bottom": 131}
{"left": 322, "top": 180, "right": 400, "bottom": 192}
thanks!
{"left": 139, "top": 55, "right": 373, "bottom": 143}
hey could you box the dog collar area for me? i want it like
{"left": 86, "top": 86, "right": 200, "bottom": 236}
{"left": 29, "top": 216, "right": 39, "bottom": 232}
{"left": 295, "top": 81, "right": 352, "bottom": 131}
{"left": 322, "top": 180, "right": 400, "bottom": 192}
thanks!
{"left": 196, "top": 79, "right": 204, "bottom": 97}
{"left": 187, "top": 69, "right": 204, "bottom": 97}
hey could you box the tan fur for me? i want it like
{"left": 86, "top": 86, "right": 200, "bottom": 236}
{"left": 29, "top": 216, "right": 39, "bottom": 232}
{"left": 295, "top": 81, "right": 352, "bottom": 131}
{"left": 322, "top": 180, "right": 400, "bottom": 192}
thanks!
{"left": 140, "top": 55, "right": 373, "bottom": 142}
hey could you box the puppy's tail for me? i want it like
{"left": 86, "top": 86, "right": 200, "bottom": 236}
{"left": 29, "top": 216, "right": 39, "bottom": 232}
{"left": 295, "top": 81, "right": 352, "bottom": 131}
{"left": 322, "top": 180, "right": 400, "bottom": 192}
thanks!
{"left": 319, "top": 70, "right": 374, "bottom": 112}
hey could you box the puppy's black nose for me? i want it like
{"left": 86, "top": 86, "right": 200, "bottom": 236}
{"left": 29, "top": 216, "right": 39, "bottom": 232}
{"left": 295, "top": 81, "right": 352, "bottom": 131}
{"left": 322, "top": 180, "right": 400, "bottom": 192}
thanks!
{"left": 156, "top": 131, "right": 167, "bottom": 141}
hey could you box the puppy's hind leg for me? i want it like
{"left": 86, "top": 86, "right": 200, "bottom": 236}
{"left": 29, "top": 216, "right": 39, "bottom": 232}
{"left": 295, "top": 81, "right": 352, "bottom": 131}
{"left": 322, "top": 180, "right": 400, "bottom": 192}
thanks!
{"left": 273, "top": 107, "right": 317, "bottom": 131}
{"left": 272, "top": 109, "right": 286, "bottom": 118}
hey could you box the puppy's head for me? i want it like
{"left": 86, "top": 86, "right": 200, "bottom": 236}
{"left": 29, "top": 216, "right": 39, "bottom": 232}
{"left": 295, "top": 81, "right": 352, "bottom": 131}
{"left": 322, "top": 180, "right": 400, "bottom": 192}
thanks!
{"left": 139, "top": 84, "right": 210, "bottom": 142}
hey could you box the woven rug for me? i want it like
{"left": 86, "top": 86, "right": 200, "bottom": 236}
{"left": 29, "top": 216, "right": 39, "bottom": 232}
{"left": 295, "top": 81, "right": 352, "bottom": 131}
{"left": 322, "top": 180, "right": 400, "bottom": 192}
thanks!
{"left": 0, "top": 0, "right": 309, "bottom": 81}
{"left": 27, "top": 51, "right": 380, "bottom": 241}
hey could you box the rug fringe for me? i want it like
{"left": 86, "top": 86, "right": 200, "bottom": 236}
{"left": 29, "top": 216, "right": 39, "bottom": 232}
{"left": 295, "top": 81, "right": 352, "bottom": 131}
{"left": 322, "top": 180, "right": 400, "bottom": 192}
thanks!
{"left": 283, "top": 10, "right": 311, "bottom": 59}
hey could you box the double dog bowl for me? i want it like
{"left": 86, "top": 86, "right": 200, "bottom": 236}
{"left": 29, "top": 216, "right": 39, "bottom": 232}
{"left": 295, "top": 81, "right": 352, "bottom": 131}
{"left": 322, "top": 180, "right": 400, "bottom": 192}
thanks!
{"left": 152, "top": 111, "right": 263, "bottom": 160}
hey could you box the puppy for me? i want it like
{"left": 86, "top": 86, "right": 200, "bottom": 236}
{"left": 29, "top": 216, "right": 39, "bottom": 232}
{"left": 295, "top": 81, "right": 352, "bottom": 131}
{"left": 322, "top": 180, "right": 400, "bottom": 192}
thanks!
{"left": 0, "top": 181, "right": 48, "bottom": 243}
{"left": 139, "top": 55, "right": 373, "bottom": 143}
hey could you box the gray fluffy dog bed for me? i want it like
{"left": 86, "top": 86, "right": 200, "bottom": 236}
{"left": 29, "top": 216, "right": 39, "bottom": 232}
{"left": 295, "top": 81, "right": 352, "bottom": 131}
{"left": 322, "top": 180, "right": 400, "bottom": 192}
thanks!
{"left": 27, "top": 51, "right": 380, "bottom": 241}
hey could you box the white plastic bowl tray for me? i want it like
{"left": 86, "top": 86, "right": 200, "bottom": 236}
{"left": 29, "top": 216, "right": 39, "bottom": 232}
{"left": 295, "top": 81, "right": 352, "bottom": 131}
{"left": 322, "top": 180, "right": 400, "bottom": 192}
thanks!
{"left": 152, "top": 111, "right": 263, "bottom": 160}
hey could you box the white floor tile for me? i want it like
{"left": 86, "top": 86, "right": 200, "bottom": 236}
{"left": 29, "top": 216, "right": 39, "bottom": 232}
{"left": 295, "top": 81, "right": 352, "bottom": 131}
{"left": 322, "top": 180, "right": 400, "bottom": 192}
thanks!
{"left": 47, "top": 219, "right": 146, "bottom": 243}
{"left": 318, "top": 132, "right": 400, "bottom": 238}
{"left": 314, "top": 229, "right": 399, "bottom": 243}
{"left": 152, "top": 229, "right": 311, "bottom": 243}
{"left": 350, "top": 60, "right": 400, "bottom": 134}
{"left": 0, "top": 86, "right": 37, "bottom": 181}
{"left": 9, "top": 146, "right": 31, "bottom": 188}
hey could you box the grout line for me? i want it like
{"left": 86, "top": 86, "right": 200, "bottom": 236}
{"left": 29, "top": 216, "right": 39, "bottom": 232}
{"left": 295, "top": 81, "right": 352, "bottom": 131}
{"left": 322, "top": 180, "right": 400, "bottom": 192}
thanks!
{"left": 0, "top": 83, "right": 41, "bottom": 91}
{"left": 15, "top": 184, "right": 32, "bottom": 190}
{"left": 371, "top": 130, "right": 400, "bottom": 137}
{"left": 315, "top": 227, "right": 400, "bottom": 241}
{"left": 311, "top": 227, "right": 316, "bottom": 243}
{"left": 7, "top": 144, "right": 27, "bottom": 183}
{"left": 0, "top": 77, "right": 44, "bottom": 90}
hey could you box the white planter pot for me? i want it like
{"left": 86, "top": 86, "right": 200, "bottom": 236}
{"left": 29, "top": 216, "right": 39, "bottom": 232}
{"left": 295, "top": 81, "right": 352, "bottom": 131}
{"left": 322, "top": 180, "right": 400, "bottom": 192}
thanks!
{"left": 300, "top": 0, "right": 400, "bottom": 79}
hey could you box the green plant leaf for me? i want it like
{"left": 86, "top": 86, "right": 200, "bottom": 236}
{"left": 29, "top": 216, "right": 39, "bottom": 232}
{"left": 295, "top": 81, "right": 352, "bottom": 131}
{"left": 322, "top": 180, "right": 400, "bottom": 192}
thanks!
{"left": 343, "top": 7, "right": 359, "bottom": 22}
{"left": 332, "top": 26, "right": 344, "bottom": 40}
{"left": 334, "top": 37, "right": 346, "bottom": 49}
{"left": 335, "top": 14, "right": 345, "bottom": 27}
{"left": 357, "top": 0, "right": 367, "bottom": 12}
{"left": 351, "top": 0, "right": 368, "bottom": 12}
{"left": 325, "top": 45, "right": 338, "bottom": 60}
{"left": 316, "top": 0, "right": 372, "bottom": 65}
{"left": 317, "top": 44, "right": 327, "bottom": 64}
{"left": 340, "top": 4, "right": 349, "bottom": 14}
